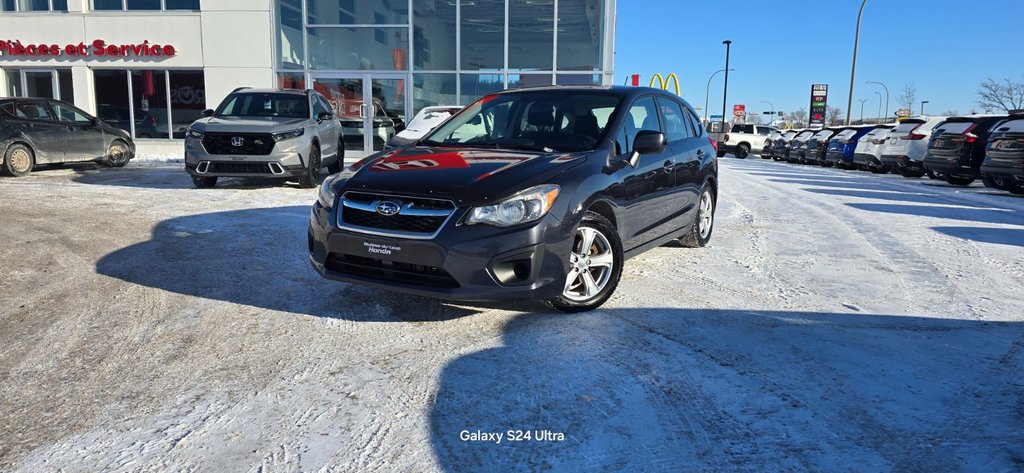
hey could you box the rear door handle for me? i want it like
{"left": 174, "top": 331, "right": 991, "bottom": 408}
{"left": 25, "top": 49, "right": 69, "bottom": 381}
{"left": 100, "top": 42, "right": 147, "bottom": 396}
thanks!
{"left": 696, "top": 149, "right": 705, "bottom": 157}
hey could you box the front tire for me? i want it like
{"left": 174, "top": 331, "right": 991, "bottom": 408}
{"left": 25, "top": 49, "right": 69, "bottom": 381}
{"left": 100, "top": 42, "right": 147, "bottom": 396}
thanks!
{"left": 547, "top": 211, "right": 623, "bottom": 313}
{"left": 298, "top": 144, "right": 322, "bottom": 189}
{"left": 982, "top": 176, "right": 1008, "bottom": 190}
{"left": 103, "top": 140, "right": 131, "bottom": 167}
{"left": 679, "top": 182, "right": 716, "bottom": 248}
{"left": 2, "top": 143, "right": 34, "bottom": 177}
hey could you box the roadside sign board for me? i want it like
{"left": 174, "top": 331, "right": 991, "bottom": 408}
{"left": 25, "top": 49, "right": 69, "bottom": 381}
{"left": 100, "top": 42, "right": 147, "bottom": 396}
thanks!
{"left": 809, "top": 84, "right": 828, "bottom": 127}
{"left": 896, "top": 108, "right": 912, "bottom": 118}
{"left": 733, "top": 104, "right": 746, "bottom": 124}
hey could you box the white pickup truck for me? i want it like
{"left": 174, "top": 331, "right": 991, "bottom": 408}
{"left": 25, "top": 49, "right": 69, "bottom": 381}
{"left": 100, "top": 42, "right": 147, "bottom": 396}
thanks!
{"left": 719, "top": 124, "right": 778, "bottom": 158}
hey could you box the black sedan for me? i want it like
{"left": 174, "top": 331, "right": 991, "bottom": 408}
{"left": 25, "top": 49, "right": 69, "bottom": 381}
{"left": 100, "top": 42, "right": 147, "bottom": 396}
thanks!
{"left": 309, "top": 86, "right": 719, "bottom": 312}
{"left": 1, "top": 98, "right": 135, "bottom": 177}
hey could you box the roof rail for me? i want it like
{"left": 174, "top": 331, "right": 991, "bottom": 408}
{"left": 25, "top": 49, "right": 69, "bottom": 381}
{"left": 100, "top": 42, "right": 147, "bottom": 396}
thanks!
{"left": 230, "top": 87, "right": 251, "bottom": 94}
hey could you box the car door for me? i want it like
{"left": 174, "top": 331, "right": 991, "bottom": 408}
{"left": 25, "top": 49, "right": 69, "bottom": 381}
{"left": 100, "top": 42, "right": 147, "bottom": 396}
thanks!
{"left": 619, "top": 95, "right": 679, "bottom": 250}
{"left": 11, "top": 100, "right": 66, "bottom": 163}
{"left": 48, "top": 100, "right": 107, "bottom": 162}
{"left": 312, "top": 95, "right": 338, "bottom": 160}
{"left": 655, "top": 97, "right": 702, "bottom": 233}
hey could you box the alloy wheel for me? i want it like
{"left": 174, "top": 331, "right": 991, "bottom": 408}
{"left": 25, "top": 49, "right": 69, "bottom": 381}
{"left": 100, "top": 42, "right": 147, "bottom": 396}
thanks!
{"left": 562, "top": 226, "right": 614, "bottom": 302}
{"left": 108, "top": 143, "right": 129, "bottom": 166}
{"left": 699, "top": 190, "right": 715, "bottom": 239}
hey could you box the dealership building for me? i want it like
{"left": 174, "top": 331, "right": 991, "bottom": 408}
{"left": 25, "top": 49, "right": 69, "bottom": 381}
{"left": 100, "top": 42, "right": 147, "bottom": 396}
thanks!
{"left": 0, "top": 0, "right": 616, "bottom": 157}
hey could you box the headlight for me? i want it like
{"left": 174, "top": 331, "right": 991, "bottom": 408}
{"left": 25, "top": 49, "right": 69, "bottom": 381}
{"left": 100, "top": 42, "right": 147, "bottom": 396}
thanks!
{"left": 318, "top": 173, "right": 341, "bottom": 208}
{"left": 464, "top": 184, "right": 560, "bottom": 227}
{"left": 187, "top": 128, "right": 204, "bottom": 139}
{"left": 272, "top": 128, "right": 305, "bottom": 141}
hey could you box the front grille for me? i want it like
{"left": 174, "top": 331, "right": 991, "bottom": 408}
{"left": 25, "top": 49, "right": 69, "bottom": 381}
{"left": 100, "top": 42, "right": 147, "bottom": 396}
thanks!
{"left": 339, "top": 192, "right": 455, "bottom": 237}
{"left": 207, "top": 162, "right": 273, "bottom": 174}
{"left": 202, "top": 133, "right": 276, "bottom": 156}
{"left": 325, "top": 253, "right": 459, "bottom": 288}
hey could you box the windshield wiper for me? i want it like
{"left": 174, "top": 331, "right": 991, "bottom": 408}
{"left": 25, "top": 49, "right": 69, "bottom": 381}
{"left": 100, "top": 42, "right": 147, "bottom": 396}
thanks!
{"left": 476, "top": 139, "right": 553, "bottom": 153}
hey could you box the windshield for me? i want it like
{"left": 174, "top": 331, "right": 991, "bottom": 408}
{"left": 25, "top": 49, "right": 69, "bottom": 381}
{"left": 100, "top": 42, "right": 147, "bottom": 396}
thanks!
{"left": 422, "top": 91, "right": 621, "bottom": 153}
{"left": 215, "top": 93, "right": 310, "bottom": 119}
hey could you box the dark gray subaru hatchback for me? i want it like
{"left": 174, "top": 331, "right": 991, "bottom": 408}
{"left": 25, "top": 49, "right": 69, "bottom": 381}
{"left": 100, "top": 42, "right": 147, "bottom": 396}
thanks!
{"left": 309, "top": 86, "right": 718, "bottom": 312}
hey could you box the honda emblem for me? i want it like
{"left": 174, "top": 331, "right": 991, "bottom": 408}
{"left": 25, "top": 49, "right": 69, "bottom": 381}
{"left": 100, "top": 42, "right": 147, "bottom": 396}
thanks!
{"left": 231, "top": 136, "right": 244, "bottom": 147}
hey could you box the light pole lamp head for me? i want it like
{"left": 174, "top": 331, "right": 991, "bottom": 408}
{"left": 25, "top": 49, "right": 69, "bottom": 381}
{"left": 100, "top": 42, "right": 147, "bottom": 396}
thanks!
{"left": 723, "top": 40, "right": 732, "bottom": 45}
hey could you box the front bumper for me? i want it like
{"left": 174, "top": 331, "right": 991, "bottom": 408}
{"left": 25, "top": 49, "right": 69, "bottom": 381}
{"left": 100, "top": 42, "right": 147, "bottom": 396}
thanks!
{"left": 308, "top": 201, "right": 574, "bottom": 302}
{"left": 184, "top": 136, "right": 310, "bottom": 178}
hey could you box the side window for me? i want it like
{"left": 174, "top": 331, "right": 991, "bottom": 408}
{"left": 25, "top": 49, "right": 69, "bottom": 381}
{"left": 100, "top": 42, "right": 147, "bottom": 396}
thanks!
{"left": 312, "top": 96, "right": 329, "bottom": 117}
{"left": 14, "top": 101, "right": 55, "bottom": 121}
{"left": 657, "top": 98, "right": 690, "bottom": 142}
{"left": 685, "top": 109, "right": 704, "bottom": 138}
{"left": 620, "top": 96, "right": 660, "bottom": 154}
{"left": 757, "top": 127, "right": 771, "bottom": 136}
{"left": 0, "top": 103, "right": 15, "bottom": 118}
{"left": 51, "top": 102, "right": 93, "bottom": 124}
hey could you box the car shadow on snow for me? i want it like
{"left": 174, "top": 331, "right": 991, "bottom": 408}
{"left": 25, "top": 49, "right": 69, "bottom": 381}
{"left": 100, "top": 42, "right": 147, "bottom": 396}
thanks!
{"left": 71, "top": 165, "right": 323, "bottom": 190}
{"left": 428, "top": 308, "right": 1024, "bottom": 472}
{"left": 803, "top": 187, "right": 1017, "bottom": 208}
{"left": 95, "top": 206, "right": 539, "bottom": 322}
{"left": 931, "top": 226, "right": 1024, "bottom": 248}
{"left": 847, "top": 202, "right": 1024, "bottom": 227}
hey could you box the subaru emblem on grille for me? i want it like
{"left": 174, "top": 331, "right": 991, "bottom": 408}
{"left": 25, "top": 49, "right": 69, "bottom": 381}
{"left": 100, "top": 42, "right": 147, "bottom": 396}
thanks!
{"left": 231, "top": 136, "right": 244, "bottom": 147}
{"left": 376, "top": 201, "right": 401, "bottom": 216}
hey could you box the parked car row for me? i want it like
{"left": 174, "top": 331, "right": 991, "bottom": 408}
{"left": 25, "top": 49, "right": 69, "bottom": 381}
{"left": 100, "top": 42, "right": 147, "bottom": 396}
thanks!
{"left": 755, "top": 112, "right": 1024, "bottom": 195}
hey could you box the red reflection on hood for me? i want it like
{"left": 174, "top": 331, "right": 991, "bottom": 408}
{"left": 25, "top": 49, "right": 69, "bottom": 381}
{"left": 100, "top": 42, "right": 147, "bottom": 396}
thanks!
{"left": 371, "top": 150, "right": 470, "bottom": 172}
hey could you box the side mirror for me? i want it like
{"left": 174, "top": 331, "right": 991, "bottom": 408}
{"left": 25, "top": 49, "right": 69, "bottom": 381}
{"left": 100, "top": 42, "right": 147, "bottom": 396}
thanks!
{"left": 633, "top": 130, "right": 667, "bottom": 155}
{"left": 200, "top": 109, "right": 214, "bottom": 117}
{"left": 317, "top": 112, "right": 334, "bottom": 122}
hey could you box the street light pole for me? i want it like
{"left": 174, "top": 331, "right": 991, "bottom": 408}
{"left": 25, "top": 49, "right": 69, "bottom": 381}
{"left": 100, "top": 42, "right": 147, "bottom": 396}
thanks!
{"left": 874, "top": 91, "right": 882, "bottom": 124}
{"left": 761, "top": 100, "right": 774, "bottom": 125}
{"left": 921, "top": 100, "right": 929, "bottom": 116}
{"left": 703, "top": 68, "right": 732, "bottom": 125}
{"left": 846, "top": 0, "right": 869, "bottom": 125}
{"left": 858, "top": 98, "right": 868, "bottom": 123}
{"left": 721, "top": 40, "right": 732, "bottom": 134}
{"left": 867, "top": 80, "right": 889, "bottom": 123}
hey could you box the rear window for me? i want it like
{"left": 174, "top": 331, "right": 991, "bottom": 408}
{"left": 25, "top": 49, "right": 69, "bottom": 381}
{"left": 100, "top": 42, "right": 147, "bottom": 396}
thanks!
{"left": 836, "top": 129, "right": 858, "bottom": 140}
{"left": 892, "top": 121, "right": 924, "bottom": 133}
{"left": 813, "top": 130, "right": 835, "bottom": 139}
{"left": 933, "top": 122, "right": 974, "bottom": 135}
{"left": 864, "top": 128, "right": 890, "bottom": 139}
{"left": 795, "top": 131, "right": 815, "bottom": 140}
{"left": 996, "top": 119, "right": 1024, "bottom": 133}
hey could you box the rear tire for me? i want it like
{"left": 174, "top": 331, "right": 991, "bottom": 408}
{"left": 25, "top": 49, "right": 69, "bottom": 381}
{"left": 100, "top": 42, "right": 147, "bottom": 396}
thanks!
{"left": 298, "top": 145, "right": 322, "bottom": 189}
{"left": 945, "top": 175, "right": 975, "bottom": 186}
{"left": 678, "top": 182, "right": 716, "bottom": 248}
{"left": 900, "top": 168, "right": 925, "bottom": 178}
{"left": 546, "top": 211, "right": 623, "bottom": 313}
{"left": 191, "top": 176, "right": 218, "bottom": 188}
{"left": 327, "top": 139, "right": 344, "bottom": 174}
{"left": 736, "top": 144, "right": 750, "bottom": 159}
{"left": 1009, "top": 183, "right": 1024, "bottom": 195}
{"left": 2, "top": 143, "right": 34, "bottom": 177}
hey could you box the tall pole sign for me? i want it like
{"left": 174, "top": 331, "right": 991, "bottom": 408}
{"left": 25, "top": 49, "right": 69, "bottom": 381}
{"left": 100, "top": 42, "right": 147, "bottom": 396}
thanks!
{"left": 809, "top": 84, "right": 828, "bottom": 127}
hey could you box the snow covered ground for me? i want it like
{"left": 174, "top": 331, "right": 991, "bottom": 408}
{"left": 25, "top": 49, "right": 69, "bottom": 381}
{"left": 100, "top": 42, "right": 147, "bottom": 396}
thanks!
{"left": 0, "top": 156, "right": 1022, "bottom": 472}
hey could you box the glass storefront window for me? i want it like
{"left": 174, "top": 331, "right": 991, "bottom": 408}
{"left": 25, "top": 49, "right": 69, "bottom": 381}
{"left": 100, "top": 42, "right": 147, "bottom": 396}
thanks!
{"left": 168, "top": 71, "right": 205, "bottom": 138}
{"left": 131, "top": 70, "right": 168, "bottom": 138}
{"left": 308, "top": 27, "right": 408, "bottom": 71}
{"left": 556, "top": 0, "right": 604, "bottom": 71}
{"left": 461, "top": 74, "right": 504, "bottom": 105}
{"left": 412, "top": 0, "right": 456, "bottom": 71}
{"left": 93, "top": 70, "right": 132, "bottom": 136}
{"left": 278, "top": 72, "right": 306, "bottom": 90}
{"left": 276, "top": 0, "right": 304, "bottom": 70}
{"left": 413, "top": 74, "right": 457, "bottom": 114}
{"left": 58, "top": 69, "right": 73, "bottom": 103}
{"left": 92, "top": 0, "right": 199, "bottom": 10}
{"left": 5, "top": 69, "right": 21, "bottom": 96}
{"left": 307, "top": 0, "right": 406, "bottom": 24}
{"left": 555, "top": 74, "right": 602, "bottom": 86}
{"left": 508, "top": 74, "right": 553, "bottom": 90}
{"left": 460, "top": 1, "right": 504, "bottom": 70}
{"left": 93, "top": 69, "right": 204, "bottom": 139}
{"left": 509, "top": 0, "right": 553, "bottom": 71}
{"left": 1, "top": 0, "right": 66, "bottom": 11}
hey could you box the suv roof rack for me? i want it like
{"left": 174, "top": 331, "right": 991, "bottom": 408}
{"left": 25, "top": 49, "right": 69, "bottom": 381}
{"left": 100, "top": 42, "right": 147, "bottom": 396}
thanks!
{"left": 230, "top": 87, "right": 251, "bottom": 94}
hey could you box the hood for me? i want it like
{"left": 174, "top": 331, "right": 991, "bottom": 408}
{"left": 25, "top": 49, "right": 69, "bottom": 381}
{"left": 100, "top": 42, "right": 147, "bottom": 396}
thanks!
{"left": 191, "top": 116, "right": 308, "bottom": 133}
{"left": 340, "top": 146, "right": 588, "bottom": 205}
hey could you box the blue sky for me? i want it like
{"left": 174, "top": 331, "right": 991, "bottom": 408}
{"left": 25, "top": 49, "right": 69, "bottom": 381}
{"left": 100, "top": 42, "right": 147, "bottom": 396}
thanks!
{"left": 613, "top": 0, "right": 1024, "bottom": 120}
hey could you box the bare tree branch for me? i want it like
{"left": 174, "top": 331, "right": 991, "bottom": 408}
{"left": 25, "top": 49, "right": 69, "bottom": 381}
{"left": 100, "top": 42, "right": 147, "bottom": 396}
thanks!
{"left": 898, "top": 83, "right": 917, "bottom": 113}
{"left": 826, "top": 106, "right": 844, "bottom": 126}
{"left": 977, "top": 77, "right": 1024, "bottom": 113}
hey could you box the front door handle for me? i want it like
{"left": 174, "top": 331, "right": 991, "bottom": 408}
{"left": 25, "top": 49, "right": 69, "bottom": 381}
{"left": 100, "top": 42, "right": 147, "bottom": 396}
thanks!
{"left": 663, "top": 160, "right": 673, "bottom": 170}
{"left": 696, "top": 149, "right": 705, "bottom": 157}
